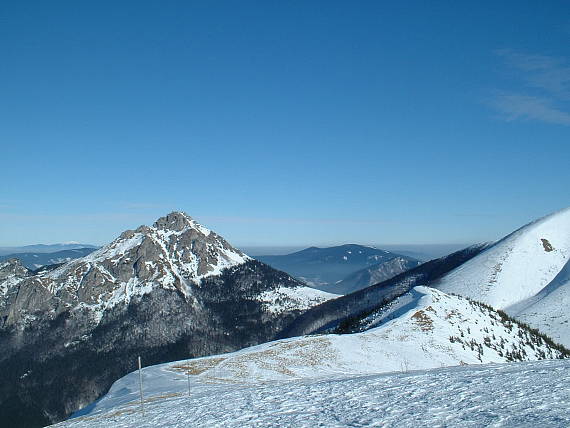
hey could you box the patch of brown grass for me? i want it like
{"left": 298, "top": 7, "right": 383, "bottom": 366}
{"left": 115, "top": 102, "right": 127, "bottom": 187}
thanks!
{"left": 411, "top": 310, "right": 434, "bottom": 331}
{"left": 170, "top": 357, "right": 226, "bottom": 375}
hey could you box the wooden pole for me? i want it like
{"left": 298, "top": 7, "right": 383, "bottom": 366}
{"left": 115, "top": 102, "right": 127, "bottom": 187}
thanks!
{"left": 138, "top": 356, "right": 144, "bottom": 416}
{"left": 187, "top": 360, "right": 191, "bottom": 397}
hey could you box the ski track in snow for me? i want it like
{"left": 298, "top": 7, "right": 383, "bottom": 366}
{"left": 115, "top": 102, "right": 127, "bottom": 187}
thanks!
{"left": 56, "top": 359, "right": 570, "bottom": 428}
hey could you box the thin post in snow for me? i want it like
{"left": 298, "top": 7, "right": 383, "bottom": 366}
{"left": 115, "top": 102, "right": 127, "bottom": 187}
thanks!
{"left": 187, "top": 359, "right": 191, "bottom": 397}
{"left": 138, "top": 356, "right": 144, "bottom": 416}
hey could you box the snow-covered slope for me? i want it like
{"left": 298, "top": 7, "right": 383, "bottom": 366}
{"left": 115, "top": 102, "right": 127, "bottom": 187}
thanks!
{"left": 0, "top": 259, "right": 29, "bottom": 309}
{"left": 54, "top": 359, "right": 570, "bottom": 428}
{"left": 434, "top": 207, "right": 570, "bottom": 309}
{"left": 41, "top": 211, "right": 251, "bottom": 305}
{"left": 167, "top": 286, "right": 564, "bottom": 384}
{"left": 509, "top": 259, "right": 570, "bottom": 346}
{"left": 59, "top": 285, "right": 570, "bottom": 427}
{"left": 0, "top": 212, "right": 336, "bottom": 426}
{"left": 70, "top": 286, "right": 567, "bottom": 418}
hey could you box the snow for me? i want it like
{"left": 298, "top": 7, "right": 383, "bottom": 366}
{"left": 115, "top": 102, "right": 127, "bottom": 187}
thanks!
{"left": 0, "top": 261, "right": 27, "bottom": 298}
{"left": 57, "top": 359, "right": 570, "bottom": 428}
{"left": 8, "top": 212, "right": 335, "bottom": 327}
{"left": 58, "top": 285, "right": 569, "bottom": 428}
{"left": 509, "top": 260, "right": 570, "bottom": 346}
{"left": 435, "top": 207, "right": 570, "bottom": 309}
{"left": 84, "top": 278, "right": 160, "bottom": 323}
{"left": 82, "top": 233, "right": 145, "bottom": 266}
{"left": 0, "top": 275, "right": 17, "bottom": 297}
{"left": 178, "top": 212, "right": 212, "bottom": 237}
{"left": 258, "top": 285, "right": 338, "bottom": 314}
{"left": 222, "top": 286, "right": 565, "bottom": 383}
{"left": 35, "top": 214, "right": 252, "bottom": 310}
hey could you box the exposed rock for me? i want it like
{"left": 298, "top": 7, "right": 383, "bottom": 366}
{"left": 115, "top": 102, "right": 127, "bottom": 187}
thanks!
{"left": 0, "top": 212, "right": 334, "bottom": 427}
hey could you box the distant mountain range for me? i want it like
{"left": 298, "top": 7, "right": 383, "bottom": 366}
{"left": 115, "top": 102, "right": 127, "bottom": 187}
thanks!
{"left": 3, "top": 207, "right": 570, "bottom": 428}
{"left": 0, "top": 243, "right": 97, "bottom": 256}
{"left": 255, "top": 244, "right": 421, "bottom": 294}
{"left": 0, "top": 247, "right": 97, "bottom": 270}
{"left": 279, "top": 207, "right": 570, "bottom": 350}
{"left": 278, "top": 243, "right": 489, "bottom": 339}
{"left": 379, "top": 243, "right": 471, "bottom": 261}
{"left": 243, "top": 243, "right": 469, "bottom": 260}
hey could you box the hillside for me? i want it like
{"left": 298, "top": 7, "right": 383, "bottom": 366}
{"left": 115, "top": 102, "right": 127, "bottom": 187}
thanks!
{"left": 55, "top": 285, "right": 570, "bottom": 427}
{"left": 150, "top": 286, "right": 567, "bottom": 384}
{"left": 433, "top": 207, "right": 570, "bottom": 346}
{"left": 279, "top": 244, "right": 487, "bottom": 338}
{"left": 327, "top": 256, "right": 421, "bottom": 294}
{"left": 0, "top": 212, "right": 335, "bottom": 427}
{"left": 509, "top": 260, "right": 570, "bottom": 346}
{"left": 434, "top": 207, "right": 570, "bottom": 309}
{"left": 256, "top": 244, "right": 420, "bottom": 290}
{"left": 186, "top": 286, "right": 568, "bottom": 382}
{"left": 53, "top": 359, "right": 570, "bottom": 428}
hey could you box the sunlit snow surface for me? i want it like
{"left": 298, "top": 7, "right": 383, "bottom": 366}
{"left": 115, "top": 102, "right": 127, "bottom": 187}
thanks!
{"left": 510, "top": 260, "right": 570, "bottom": 347}
{"left": 434, "top": 207, "right": 570, "bottom": 346}
{"left": 435, "top": 207, "right": 570, "bottom": 309}
{"left": 57, "top": 286, "right": 568, "bottom": 427}
{"left": 258, "top": 285, "right": 338, "bottom": 313}
{"left": 57, "top": 359, "right": 570, "bottom": 427}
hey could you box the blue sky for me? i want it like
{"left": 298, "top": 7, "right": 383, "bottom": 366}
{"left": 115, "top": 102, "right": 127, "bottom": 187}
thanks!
{"left": 1, "top": 1, "right": 569, "bottom": 247}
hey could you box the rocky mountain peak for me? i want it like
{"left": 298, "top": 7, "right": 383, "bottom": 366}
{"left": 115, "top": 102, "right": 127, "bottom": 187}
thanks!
{"left": 0, "top": 213, "right": 336, "bottom": 427}
{"left": 4, "top": 212, "right": 251, "bottom": 318}
{"left": 0, "top": 259, "right": 31, "bottom": 309}
{"left": 153, "top": 211, "right": 206, "bottom": 233}
{"left": 0, "top": 258, "right": 29, "bottom": 281}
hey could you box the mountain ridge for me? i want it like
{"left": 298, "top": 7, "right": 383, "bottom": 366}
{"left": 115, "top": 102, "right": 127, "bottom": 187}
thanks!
{"left": 0, "top": 243, "right": 98, "bottom": 256}
{"left": 57, "top": 285, "right": 570, "bottom": 427}
{"left": 0, "top": 211, "right": 335, "bottom": 427}
{"left": 256, "top": 244, "right": 421, "bottom": 292}
{"left": 278, "top": 243, "right": 488, "bottom": 338}
{"left": 432, "top": 206, "right": 570, "bottom": 346}
{"left": 0, "top": 248, "right": 97, "bottom": 270}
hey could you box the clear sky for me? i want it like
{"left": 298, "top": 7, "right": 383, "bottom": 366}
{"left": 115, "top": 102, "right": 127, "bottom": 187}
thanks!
{"left": 1, "top": 1, "right": 569, "bottom": 247}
